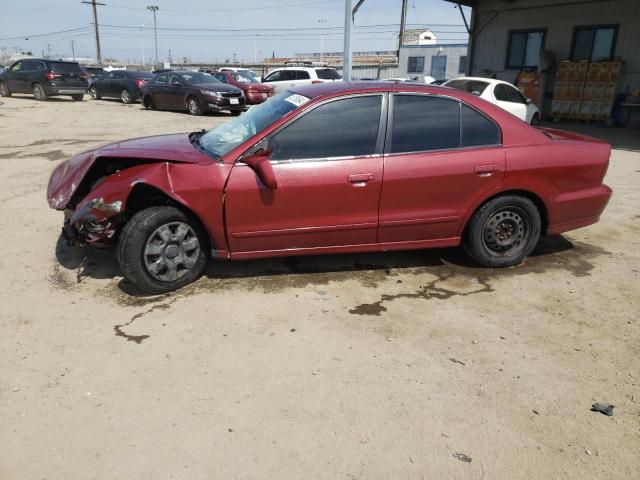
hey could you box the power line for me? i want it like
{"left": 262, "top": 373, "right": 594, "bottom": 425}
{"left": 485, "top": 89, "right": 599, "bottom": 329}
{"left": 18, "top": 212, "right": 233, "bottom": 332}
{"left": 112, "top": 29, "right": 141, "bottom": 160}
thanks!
{"left": 106, "top": 0, "right": 342, "bottom": 12}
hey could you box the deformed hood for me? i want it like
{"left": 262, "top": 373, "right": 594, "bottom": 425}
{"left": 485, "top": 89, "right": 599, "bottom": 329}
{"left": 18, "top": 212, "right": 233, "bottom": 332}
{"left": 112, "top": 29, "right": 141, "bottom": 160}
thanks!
{"left": 47, "top": 133, "right": 212, "bottom": 210}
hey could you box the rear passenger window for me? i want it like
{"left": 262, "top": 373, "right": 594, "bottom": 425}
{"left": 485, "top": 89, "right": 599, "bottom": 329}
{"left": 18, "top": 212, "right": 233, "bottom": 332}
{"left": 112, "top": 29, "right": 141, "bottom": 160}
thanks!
{"left": 295, "top": 70, "right": 310, "bottom": 80}
{"left": 270, "top": 95, "right": 382, "bottom": 160}
{"left": 461, "top": 104, "right": 501, "bottom": 147}
{"left": 391, "top": 95, "right": 460, "bottom": 153}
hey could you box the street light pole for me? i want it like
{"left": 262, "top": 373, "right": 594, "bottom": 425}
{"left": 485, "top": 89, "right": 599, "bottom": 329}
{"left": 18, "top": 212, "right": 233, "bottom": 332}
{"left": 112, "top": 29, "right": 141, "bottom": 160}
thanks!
{"left": 146, "top": 5, "right": 159, "bottom": 67}
{"left": 342, "top": 0, "right": 353, "bottom": 81}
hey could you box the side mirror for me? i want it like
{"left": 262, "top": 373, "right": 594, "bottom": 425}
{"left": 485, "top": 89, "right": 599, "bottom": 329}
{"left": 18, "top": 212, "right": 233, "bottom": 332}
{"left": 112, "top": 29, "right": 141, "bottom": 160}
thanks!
{"left": 526, "top": 98, "right": 534, "bottom": 104}
{"left": 242, "top": 149, "right": 277, "bottom": 189}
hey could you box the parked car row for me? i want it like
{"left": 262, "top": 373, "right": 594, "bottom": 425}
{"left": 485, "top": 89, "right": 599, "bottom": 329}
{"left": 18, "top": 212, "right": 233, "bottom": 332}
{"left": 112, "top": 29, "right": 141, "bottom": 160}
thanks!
{"left": 0, "top": 58, "right": 539, "bottom": 124}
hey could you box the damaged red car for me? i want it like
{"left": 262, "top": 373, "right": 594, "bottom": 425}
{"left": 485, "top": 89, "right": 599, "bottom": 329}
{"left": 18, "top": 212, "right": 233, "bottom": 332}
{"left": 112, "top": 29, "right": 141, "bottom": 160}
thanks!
{"left": 47, "top": 82, "right": 612, "bottom": 293}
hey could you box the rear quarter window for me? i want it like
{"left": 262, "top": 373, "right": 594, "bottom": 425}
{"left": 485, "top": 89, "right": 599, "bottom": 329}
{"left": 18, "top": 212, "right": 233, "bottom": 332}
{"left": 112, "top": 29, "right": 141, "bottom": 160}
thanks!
{"left": 461, "top": 104, "right": 501, "bottom": 147}
{"left": 315, "top": 68, "right": 341, "bottom": 80}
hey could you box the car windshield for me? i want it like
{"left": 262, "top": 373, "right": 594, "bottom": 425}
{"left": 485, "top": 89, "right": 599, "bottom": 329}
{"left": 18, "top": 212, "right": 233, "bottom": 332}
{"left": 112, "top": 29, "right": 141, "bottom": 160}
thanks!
{"left": 198, "top": 91, "right": 308, "bottom": 158}
{"left": 446, "top": 79, "right": 490, "bottom": 95}
{"left": 180, "top": 72, "right": 219, "bottom": 84}
{"left": 232, "top": 71, "right": 260, "bottom": 83}
{"left": 315, "top": 68, "right": 342, "bottom": 80}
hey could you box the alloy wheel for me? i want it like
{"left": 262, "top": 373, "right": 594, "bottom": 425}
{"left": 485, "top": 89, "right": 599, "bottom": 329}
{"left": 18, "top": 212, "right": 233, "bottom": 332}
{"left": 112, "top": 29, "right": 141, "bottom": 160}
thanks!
{"left": 33, "top": 83, "right": 45, "bottom": 100}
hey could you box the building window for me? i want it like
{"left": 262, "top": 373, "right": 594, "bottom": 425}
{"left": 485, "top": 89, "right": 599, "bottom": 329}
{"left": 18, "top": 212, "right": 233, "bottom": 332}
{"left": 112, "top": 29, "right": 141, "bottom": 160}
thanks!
{"left": 506, "top": 29, "right": 545, "bottom": 70}
{"left": 459, "top": 55, "right": 467, "bottom": 74}
{"left": 408, "top": 56, "right": 425, "bottom": 73}
{"left": 570, "top": 25, "right": 618, "bottom": 61}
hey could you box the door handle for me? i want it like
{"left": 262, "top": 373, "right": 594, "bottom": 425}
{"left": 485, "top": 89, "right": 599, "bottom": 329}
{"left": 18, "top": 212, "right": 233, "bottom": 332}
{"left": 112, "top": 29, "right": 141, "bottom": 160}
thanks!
{"left": 475, "top": 164, "right": 497, "bottom": 177}
{"left": 348, "top": 173, "right": 375, "bottom": 184}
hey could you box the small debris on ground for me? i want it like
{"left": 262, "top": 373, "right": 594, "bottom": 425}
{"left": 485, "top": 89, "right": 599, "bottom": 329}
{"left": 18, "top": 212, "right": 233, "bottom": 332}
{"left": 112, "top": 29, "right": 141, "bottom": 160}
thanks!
{"left": 591, "top": 403, "right": 614, "bottom": 416}
{"left": 533, "top": 409, "right": 540, "bottom": 415}
{"left": 449, "top": 357, "right": 466, "bottom": 366}
{"left": 453, "top": 453, "right": 472, "bottom": 463}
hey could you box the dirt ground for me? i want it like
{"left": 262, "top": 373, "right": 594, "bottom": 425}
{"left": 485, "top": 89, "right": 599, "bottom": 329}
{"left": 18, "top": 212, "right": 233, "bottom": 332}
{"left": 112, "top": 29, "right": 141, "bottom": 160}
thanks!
{"left": 1, "top": 94, "right": 639, "bottom": 480}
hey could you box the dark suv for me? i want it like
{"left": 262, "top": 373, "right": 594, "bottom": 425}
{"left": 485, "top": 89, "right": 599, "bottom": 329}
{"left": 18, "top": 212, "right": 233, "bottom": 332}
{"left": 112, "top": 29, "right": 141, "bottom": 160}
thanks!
{"left": 0, "top": 59, "right": 88, "bottom": 101}
{"left": 141, "top": 71, "right": 245, "bottom": 115}
{"left": 88, "top": 70, "right": 155, "bottom": 104}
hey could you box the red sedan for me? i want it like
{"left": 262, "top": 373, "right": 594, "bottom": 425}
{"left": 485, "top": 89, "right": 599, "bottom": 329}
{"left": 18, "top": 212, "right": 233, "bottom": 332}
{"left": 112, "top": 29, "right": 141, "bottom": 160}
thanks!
{"left": 212, "top": 70, "right": 274, "bottom": 105}
{"left": 47, "top": 82, "right": 612, "bottom": 293}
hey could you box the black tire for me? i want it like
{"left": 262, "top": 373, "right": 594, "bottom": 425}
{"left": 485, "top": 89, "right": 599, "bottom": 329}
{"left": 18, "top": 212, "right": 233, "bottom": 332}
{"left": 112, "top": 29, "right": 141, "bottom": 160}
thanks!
{"left": 32, "top": 82, "right": 48, "bottom": 101}
{"left": 463, "top": 195, "right": 541, "bottom": 268}
{"left": 0, "top": 81, "right": 11, "bottom": 97}
{"left": 117, "top": 206, "right": 208, "bottom": 294}
{"left": 120, "top": 88, "right": 133, "bottom": 104}
{"left": 230, "top": 110, "right": 241, "bottom": 116}
{"left": 530, "top": 113, "right": 540, "bottom": 126}
{"left": 71, "top": 94, "right": 84, "bottom": 101}
{"left": 186, "top": 96, "right": 202, "bottom": 115}
{"left": 143, "top": 95, "right": 155, "bottom": 110}
{"left": 88, "top": 86, "right": 101, "bottom": 99}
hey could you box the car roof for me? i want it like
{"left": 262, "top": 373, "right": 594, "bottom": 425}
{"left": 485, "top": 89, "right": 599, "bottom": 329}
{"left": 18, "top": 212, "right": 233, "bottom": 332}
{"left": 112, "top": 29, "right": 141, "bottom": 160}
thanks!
{"left": 289, "top": 81, "right": 466, "bottom": 99}
{"left": 446, "top": 77, "right": 513, "bottom": 87}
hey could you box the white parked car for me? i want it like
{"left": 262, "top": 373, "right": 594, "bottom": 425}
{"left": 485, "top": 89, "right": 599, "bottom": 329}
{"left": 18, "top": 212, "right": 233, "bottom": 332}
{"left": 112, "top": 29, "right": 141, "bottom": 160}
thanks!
{"left": 443, "top": 77, "right": 540, "bottom": 125}
{"left": 263, "top": 64, "right": 342, "bottom": 93}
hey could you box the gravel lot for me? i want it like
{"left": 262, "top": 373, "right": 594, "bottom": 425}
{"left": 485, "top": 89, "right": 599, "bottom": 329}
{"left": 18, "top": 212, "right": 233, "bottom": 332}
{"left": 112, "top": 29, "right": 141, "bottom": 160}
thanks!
{"left": 1, "top": 94, "right": 639, "bottom": 479}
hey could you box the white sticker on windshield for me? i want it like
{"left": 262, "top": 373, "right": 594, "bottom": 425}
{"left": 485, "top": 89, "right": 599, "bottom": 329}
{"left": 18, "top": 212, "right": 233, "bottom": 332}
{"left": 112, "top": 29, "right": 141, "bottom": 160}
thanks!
{"left": 284, "top": 94, "right": 310, "bottom": 107}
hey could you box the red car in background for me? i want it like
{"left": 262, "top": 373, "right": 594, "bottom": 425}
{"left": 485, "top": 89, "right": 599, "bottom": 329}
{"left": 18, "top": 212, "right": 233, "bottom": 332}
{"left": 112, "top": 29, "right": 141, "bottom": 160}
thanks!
{"left": 212, "top": 70, "right": 274, "bottom": 105}
{"left": 47, "top": 82, "right": 612, "bottom": 293}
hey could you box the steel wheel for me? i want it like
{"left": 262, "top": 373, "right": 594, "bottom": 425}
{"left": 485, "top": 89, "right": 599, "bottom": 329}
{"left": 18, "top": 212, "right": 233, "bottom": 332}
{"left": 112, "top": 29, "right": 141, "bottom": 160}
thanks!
{"left": 143, "top": 222, "right": 201, "bottom": 282}
{"left": 33, "top": 83, "right": 47, "bottom": 101}
{"left": 121, "top": 89, "right": 132, "bottom": 104}
{"left": 187, "top": 96, "right": 201, "bottom": 115}
{"left": 482, "top": 207, "right": 529, "bottom": 256}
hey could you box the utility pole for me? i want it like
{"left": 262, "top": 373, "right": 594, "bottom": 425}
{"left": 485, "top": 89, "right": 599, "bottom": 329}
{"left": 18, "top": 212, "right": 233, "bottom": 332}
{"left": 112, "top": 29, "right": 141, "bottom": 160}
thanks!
{"left": 146, "top": 5, "right": 159, "bottom": 67}
{"left": 342, "top": 0, "right": 353, "bottom": 81}
{"left": 398, "top": 0, "right": 408, "bottom": 59}
{"left": 140, "top": 24, "right": 145, "bottom": 66}
{"left": 46, "top": 43, "right": 51, "bottom": 59}
{"left": 253, "top": 34, "right": 257, "bottom": 64}
{"left": 82, "top": 0, "right": 105, "bottom": 65}
{"left": 70, "top": 39, "right": 75, "bottom": 60}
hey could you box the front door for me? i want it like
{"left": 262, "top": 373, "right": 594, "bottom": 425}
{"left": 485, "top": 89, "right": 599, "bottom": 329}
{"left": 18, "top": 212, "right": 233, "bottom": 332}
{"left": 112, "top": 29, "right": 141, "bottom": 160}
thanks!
{"left": 7, "top": 61, "right": 24, "bottom": 92}
{"left": 379, "top": 94, "right": 505, "bottom": 243}
{"left": 165, "top": 74, "right": 185, "bottom": 110}
{"left": 224, "top": 94, "right": 386, "bottom": 254}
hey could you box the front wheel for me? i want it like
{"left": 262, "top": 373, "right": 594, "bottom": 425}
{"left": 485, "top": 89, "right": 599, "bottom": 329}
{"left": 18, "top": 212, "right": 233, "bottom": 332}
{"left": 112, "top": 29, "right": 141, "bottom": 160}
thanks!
{"left": 88, "top": 86, "right": 100, "bottom": 99}
{"left": 463, "top": 195, "right": 541, "bottom": 268}
{"left": 32, "top": 82, "right": 48, "bottom": 101}
{"left": 186, "top": 96, "right": 202, "bottom": 115}
{"left": 117, "top": 206, "right": 208, "bottom": 294}
{"left": 0, "top": 81, "right": 11, "bottom": 97}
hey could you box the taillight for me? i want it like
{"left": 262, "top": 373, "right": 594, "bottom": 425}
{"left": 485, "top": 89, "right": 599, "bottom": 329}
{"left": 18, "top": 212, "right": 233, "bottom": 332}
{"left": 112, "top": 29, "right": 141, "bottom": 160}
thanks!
{"left": 46, "top": 71, "right": 61, "bottom": 81}
{"left": 135, "top": 79, "right": 147, "bottom": 88}
{"left": 311, "top": 80, "right": 323, "bottom": 84}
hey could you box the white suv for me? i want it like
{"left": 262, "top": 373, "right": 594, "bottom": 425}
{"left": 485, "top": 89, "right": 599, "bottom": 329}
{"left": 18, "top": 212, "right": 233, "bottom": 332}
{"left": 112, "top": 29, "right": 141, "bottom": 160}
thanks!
{"left": 263, "top": 64, "right": 342, "bottom": 93}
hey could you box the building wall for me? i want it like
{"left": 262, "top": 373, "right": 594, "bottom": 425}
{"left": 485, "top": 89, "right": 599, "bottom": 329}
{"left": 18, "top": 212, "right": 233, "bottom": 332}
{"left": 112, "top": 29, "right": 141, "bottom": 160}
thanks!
{"left": 469, "top": 0, "right": 640, "bottom": 94}
{"left": 398, "top": 44, "right": 468, "bottom": 81}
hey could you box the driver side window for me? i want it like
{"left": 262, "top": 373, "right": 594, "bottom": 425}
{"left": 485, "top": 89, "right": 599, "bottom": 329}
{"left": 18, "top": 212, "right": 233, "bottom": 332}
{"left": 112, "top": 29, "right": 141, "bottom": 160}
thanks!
{"left": 10, "top": 62, "right": 22, "bottom": 72}
{"left": 269, "top": 95, "right": 382, "bottom": 161}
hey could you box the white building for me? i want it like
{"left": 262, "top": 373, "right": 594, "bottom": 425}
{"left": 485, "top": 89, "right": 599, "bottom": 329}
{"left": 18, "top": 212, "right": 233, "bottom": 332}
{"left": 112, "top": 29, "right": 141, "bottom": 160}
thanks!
{"left": 398, "top": 43, "right": 468, "bottom": 81}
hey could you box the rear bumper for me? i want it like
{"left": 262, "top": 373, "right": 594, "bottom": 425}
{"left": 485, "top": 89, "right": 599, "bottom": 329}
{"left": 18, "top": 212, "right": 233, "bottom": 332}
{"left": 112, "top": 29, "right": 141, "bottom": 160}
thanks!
{"left": 548, "top": 184, "right": 612, "bottom": 235}
{"left": 46, "top": 86, "right": 87, "bottom": 95}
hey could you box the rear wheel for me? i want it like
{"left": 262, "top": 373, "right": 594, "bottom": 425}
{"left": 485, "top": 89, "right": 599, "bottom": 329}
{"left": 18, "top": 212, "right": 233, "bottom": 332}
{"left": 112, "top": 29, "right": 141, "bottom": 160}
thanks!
{"left": 88, "top": 86, "right": 100, "bottom": 99}
{"left": 32, "top": 82, "right": 48, "bottom": 101}
{"left": 121, "top": 88, "right": 133, "bottom": 104}
{"left": 0, "top": 81, "right": 11, "bottom": 97}
{"left": 117, "top": 206, "right": 208, "bottom": 294}
{"left": 71, "top": 94, "right": 84, "bottom": 101}
{"left": 186, "top": 96, "right": 202, "bottom": 115}
{"left": 463, "top": 195, "right": 541, "bottom": 268}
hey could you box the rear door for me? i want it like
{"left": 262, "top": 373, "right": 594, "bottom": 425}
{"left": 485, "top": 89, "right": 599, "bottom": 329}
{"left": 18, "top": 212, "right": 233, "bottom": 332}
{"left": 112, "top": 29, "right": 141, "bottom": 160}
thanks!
{"left": 378, "top": 94, "right": 505, "bottom": 243}
{"left": 111, "top": 71, "right": 126, "bottom": 95}
{"left": 493, "top": 83, "right": 527, "bottom": 122}
{"left": 148, "top": 74, "right": 168, "bottom": 106}
{"left": 224, "top": 94, "right": 386, "bottom": 254}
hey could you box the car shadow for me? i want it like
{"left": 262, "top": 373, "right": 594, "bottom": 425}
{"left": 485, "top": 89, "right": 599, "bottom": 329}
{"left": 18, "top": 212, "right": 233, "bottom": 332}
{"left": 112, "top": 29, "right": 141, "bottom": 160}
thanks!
{"left": 54, "top": 232, "right": 578, "bottom": 297}
{"left": 6, "top": 95, "right": 79, "bottom": 102}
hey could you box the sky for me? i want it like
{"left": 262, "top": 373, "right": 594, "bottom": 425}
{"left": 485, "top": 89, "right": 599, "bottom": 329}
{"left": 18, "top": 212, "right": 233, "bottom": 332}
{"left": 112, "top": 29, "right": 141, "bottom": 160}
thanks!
{"left": 1, "top": 0, "right": 470, "bottom": 64}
